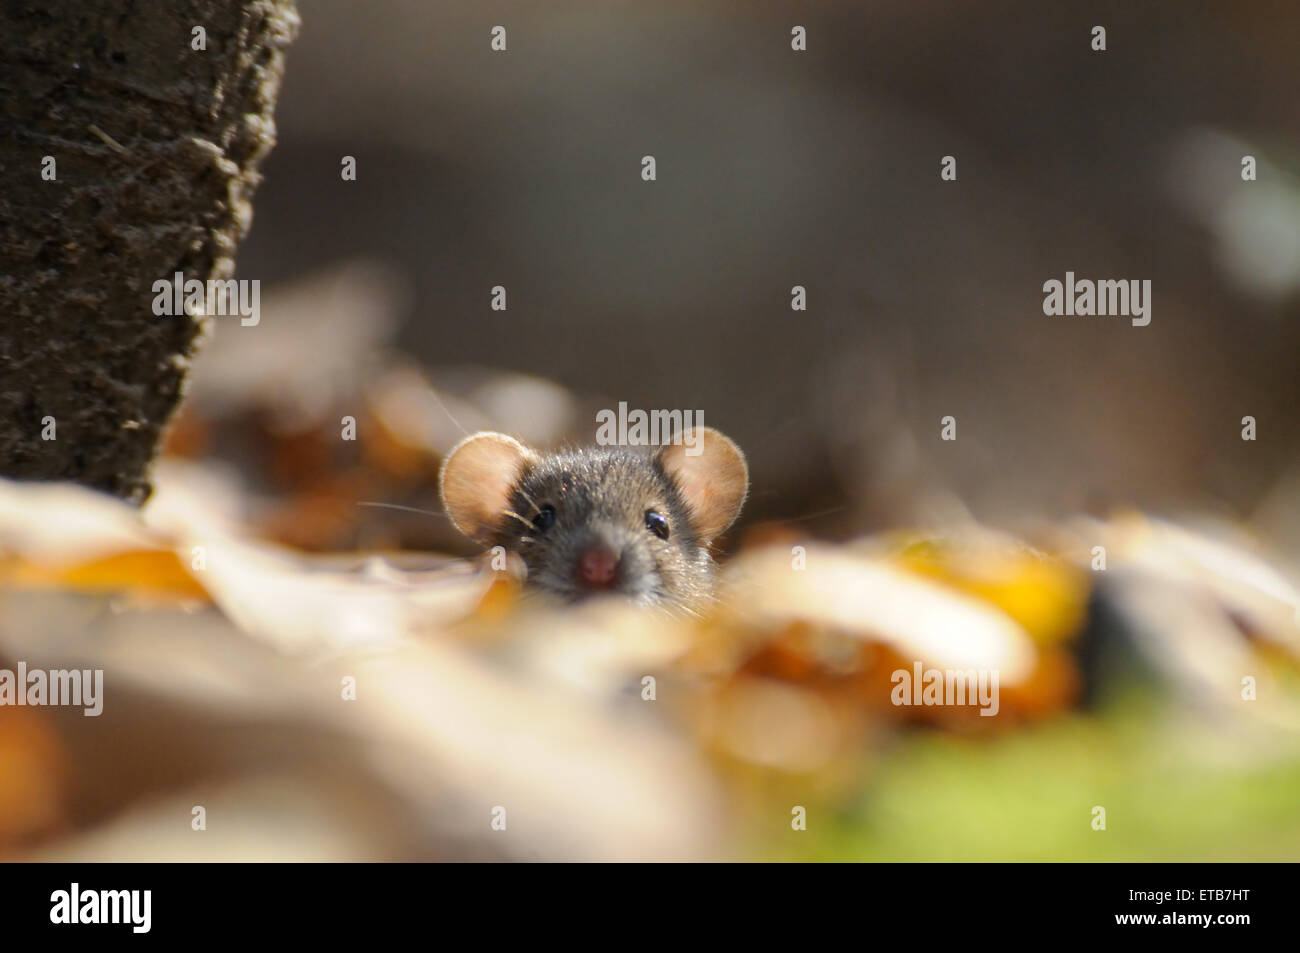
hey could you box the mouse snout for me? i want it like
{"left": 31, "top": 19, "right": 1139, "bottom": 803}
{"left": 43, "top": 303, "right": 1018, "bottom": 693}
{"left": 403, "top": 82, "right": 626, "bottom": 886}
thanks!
{"left": 574, "top": 544, "right": 620, "bottom": 589}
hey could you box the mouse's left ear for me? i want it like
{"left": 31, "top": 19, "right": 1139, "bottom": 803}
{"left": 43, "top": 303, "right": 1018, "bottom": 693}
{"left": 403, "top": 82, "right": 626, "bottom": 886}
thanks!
{"left": 439, "top": 431, "right": 536, "bottom": 544}
{"left": 657, "top": 427, "right": 749, "bottom": 544}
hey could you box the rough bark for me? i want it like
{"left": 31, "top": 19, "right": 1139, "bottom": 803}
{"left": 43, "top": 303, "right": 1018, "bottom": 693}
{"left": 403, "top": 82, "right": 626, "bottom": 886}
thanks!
{"left": 0, "top": 0, "right": 299, "bottom": 502}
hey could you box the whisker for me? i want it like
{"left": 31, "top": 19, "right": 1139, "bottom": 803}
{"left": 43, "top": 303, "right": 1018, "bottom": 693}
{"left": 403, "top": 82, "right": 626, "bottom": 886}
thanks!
{"left": 514, "top": 488, "right": 542, "bottom": 517}
{"left": 778, "top": 504, "right": 850, "bottom": 523}
{"left": 428, "top": 387, "right": 469, "bottom": 437}
{"left": 357, "top": 501, "right": 448, "bottom": 520}
{"left": 501, "top": 509, "right": 536, "bottom": 530}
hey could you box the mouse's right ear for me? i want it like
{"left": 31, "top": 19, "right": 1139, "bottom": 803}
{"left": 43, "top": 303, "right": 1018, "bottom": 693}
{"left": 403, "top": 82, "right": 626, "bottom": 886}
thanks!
{"left": 439, "top": 432, "right": 536, "bottom": 545}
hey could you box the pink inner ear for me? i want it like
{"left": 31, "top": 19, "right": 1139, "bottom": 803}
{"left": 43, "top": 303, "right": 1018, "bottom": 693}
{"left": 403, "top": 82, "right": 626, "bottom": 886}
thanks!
{"left": 441, "top": 433, "right": 531, "bottom": 543}
{"left": 660, "top": 431, "right": 748, "bottom": 542}
{"left": 676, "top": 468, "right": 714, "bottom": 516}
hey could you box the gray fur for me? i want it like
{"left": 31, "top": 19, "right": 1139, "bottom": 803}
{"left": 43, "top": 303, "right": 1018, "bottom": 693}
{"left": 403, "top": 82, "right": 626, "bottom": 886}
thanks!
{"left": 491, "top": 446, "right": 717, "bottom": 610}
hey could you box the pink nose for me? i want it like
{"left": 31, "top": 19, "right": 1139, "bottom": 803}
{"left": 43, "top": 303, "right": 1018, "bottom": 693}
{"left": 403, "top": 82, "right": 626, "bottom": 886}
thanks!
{"left": 575, "top": 545, "right": 620, "bottom": 589}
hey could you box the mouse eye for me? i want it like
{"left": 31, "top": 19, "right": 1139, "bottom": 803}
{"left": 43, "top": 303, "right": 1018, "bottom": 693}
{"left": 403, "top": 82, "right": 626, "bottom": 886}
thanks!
{"left": 532, "top": 505, "right": 556, "bottom": 534}
{"left": 645, "top": 509, "right": 669, "bottom": 540}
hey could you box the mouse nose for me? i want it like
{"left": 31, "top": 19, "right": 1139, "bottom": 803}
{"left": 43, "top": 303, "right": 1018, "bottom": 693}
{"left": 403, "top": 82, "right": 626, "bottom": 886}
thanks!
{"left": 575, "top": 545, "right": 620, "bottom": 589}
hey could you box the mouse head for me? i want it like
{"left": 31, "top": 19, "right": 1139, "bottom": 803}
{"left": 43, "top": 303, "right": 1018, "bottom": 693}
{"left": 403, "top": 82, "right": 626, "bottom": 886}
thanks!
{"left": 439, "top": 428, "right": 748, "bottom": 607}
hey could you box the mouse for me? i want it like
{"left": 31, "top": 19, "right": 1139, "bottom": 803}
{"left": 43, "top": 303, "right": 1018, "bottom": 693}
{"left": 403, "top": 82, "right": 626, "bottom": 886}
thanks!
{"left": 438, "top": 427, "right": 748, "bottom": 610}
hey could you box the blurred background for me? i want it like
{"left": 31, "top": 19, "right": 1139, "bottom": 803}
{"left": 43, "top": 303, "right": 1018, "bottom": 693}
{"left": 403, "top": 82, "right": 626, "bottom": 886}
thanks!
{"left": 2, "top": 0, "right": 1300, "bottom": 862}
{"left": 234, "top": 0, "right": 1300, "bottom": 540}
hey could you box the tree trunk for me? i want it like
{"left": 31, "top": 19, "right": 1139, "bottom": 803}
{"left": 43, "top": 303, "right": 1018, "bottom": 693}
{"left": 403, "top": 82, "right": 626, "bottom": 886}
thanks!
{"left": 0, "top": 0, "right": 299, "bottom": 502}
